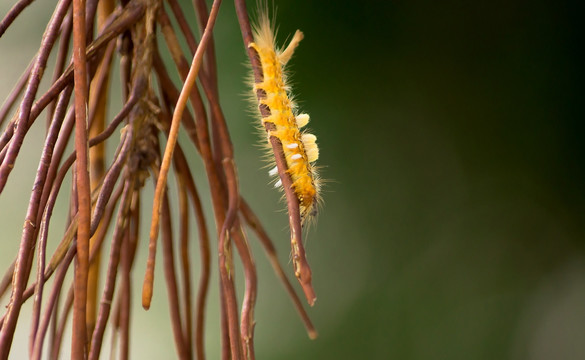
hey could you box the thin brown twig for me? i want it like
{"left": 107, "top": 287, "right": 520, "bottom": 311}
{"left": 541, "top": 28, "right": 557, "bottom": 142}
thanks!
{"left": 171, "top": 144, "right": 211, "bottom": 360}
{"left": 29, "top": 86, "right": 74, "bottom": 353}
{"left": 0, "top": 2, "right": 72, "bottom": 355}
{"left": 35, "top": 0, "right": 145, "bottom": 124}
{"left": 0, "top": 60, "right": 33, "bottom": 127}
{"left": 0, "top": 0, "right": 35, "bottom": 38}
{"left": 231, "top": 225, "right": 257, "bottom": 359}
{"left": 195, "top": 7, "right": 260, "bottom": 355}
{"left": 159, "top": 4, "right": 258, "bottom": 356}
{"left": 30, "top": 245, "right": 77, "bottom": 360}
{"left": 49, "top": 283, "right": 74, "bottom": 360}
{"left": 0, "top": 1, "right": 322, "bottom": 357}
{"left": 0, "top": 262, "right": 14, "bottom": 300}
{"left": 10, "top": 179, "right": 123, "bottom": 318}
{"left": 8, "top": 168, "right": 122, "bottom": 353}
{"left": 0, "top": 0, "right": 144, "bottom": 189}
{"left": 88, "top": 176, "right": 135, "bottom": 360}
{"left": 86, "top": 0, "right": 116, "bottom": 339}
{"left": 117, "top": 191, "right": 141, "bottom": 360}
{"left": 159, "top": 2, "right": 238, "bottom": 356}
{"left": 0, "top": 0, "right": 71, "bottom": 194}
{"left": 152, "top": 50, "right": 201, "bottom": 152}
{"left": 239, "top": 199, "right": 317, "bottom": 339}
{"left": 167, "top": 0, "right": 198, "bottom": 55}
{"left": 137, "top": 0, "right": 165, "bottom": 311}
{"left": 157, "top": 13, "right": 233, "bottom": 356}
{"left": 143, "top": 0, "right": 221, "bottom": 308}
{"left": 47, "top": 9, "right": 73, "bottom": 127}
{"left": 159, "top": 191, "right": 191, "bottom": 360}
{"left": 176, "top": 167, "right": 193, "bottom": 358}
{"left": 234, "top": 0, "right": 316, "bottom": 305}
{"left": 192, "top": 0, "right": 219, "bottom": 96}
{"left": 192, "top": 0, "right": 222, "bottom": 171}
{"left": 3, "top": 12, "right": 67, "bottom": 164}
{"left": 209, "top": 71, "right": 255, "bottom": 360}
{"left": 71, "top": 0, "right": 91, "bottom": 356}
{"left": 38, "top": 104, "right": 132, "bottom": 284}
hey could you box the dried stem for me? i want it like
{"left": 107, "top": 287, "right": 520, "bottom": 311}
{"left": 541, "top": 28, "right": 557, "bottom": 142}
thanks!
{"left": 0, "top": 0, "right": 70, "bottom": 194}
{"left": 0, "top": 0, "right": 35, "bottom": 38}
{"left": 234, "top": 0, "right": 316, "bottom": 305}
{"left": 159, "top": 191, "right": 191, "bottom": 360}
{"left": 88, "top": 177, "right": 134, "bottom": 360}
{"left": 30, "top": 86, "right": 74, "bottom": 354}
{"left": 143, "top": 0, "right": 221, "bottom": 308}
{"left": 240, "top": 199, "right": 317, "bottom": 339}
{"left": 176, "top": 165, "right": 193, "bottom": 358}
{"left": 0, "top": 60, "right": 33, "bottom": 127}
{"left": 0, "top": 0, "right": 319, "bottom": 358}
{"left": 71, "top": 0, "right": 91, "bottom": 356}
{"left": 0, "top": 2, "right": 72, "bottom": 356}
{"left": 172, "top": 144, "right": 211, "bottom": 360}
{"left": 86, "top": 0, "right": 115, "bottom": 341}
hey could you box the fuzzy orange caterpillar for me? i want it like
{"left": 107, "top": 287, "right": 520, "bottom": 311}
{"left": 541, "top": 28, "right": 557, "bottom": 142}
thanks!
{"left": 249, "top": 12, "right": 320, "bottom": 224}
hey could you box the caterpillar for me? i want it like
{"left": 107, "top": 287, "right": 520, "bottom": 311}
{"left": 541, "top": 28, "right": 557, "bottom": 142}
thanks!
{"left": 249, "top": 10, "right": 320, "bottom": 224}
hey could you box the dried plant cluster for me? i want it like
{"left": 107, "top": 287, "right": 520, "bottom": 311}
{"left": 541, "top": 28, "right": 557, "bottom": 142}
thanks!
{"left": 0, "top": 0, "right": 317, "bottom": 359}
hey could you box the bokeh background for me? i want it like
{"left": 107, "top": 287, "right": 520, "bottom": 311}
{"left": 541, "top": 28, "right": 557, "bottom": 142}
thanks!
{"left": 1, "top": 0, "right": 584, "bottom": 359}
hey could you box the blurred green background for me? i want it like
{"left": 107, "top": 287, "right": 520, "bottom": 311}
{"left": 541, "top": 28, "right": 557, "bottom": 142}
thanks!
{"left": 1, "top": 0, "right": 584, "bottom": 359}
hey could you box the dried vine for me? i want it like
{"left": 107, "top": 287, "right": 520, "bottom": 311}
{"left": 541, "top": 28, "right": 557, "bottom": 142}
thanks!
{"left": 0, "top": 0, "right": 317, "bottom": 359}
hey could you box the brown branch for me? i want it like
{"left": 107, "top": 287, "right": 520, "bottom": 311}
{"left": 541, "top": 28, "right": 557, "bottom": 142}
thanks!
{"left": 239, "top": 199, "right": 317, "bottom": 339}
{"left": 0, "top": 0, "right": 70, "bottom": 194}
{"left": 167, "top": 0, "right": 198, "bottom": 55}
{"left": 88, "top": 177, "right": 135, "bottom": 360}
{"left": 144, "top": 0, "right": 221, "bottom": 309}
{"left": 0, "top": 0, "right": 144, "bottom": 192}
{"left": 0, "top": 2, "right": 72, "bottom": 356}
{"left": 172, "top": 144, "right": 211, "bottom": 360}
{"left": 231, "top": 225, "right": 257, "bottom": 359}
{"left": 0, "top": 0, "right": 322, "bottom": 357}
{"left": 152, "top": 50, "right": 202, "bottom": 152}
{"left": 15, "top": 179, "right": 124, "bottom": 314}
{"left": 176, "top": 167, "right": 193, "bottom": 358}
{"left": 49, "top": 284, "right": 74, "bottom": 360}
{"left": 40, "top": 99, "right": 134, "bottom": 281}
{"left": 217, "top": 162, "right": 244, "bottom": 359}
{"left": 0, "top": 0, "right": 35, "bottom": 38}
{"left": 47, "top": 9, "right": 73, "bottom": 127}
{"left": 38, "top": 0, "right": 145, "bottom": 125}
{"left": 117, "top": 191, "right": 141, "bottom": 360}
{"left": 30, "top": 245, "right": 77, "bottom": 360}
{"left": 160, "top": 192, "right": 191, "bottom": 360}
{"left": 29, "top": 86, "right": 74, "bottom": 353}
{"left": 86, "top": 0, "right": 116, "bottom": 339}
{"left": 0, "top": 60, "right": 33, "bottom": 127}
{"left": 71, "top": 0, "right": 91, "bottom": 357}
{"left": 192, "top": 0, "right": 219, "bottom": 96}
{"left": 0, "top": 261, "right": 14, "bottom": 300}
{"left": 204, "top": 52, "right": 254, "bottom": 360}
{"left": 234, "top": 0, "right": 316, "bottom": 305}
